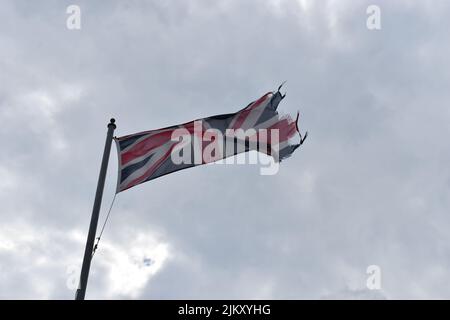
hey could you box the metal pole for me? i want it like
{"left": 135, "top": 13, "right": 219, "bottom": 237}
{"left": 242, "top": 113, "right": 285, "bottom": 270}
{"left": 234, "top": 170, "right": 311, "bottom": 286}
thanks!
{"left": 75, "top": 118, "right": 116, "bottom": 300}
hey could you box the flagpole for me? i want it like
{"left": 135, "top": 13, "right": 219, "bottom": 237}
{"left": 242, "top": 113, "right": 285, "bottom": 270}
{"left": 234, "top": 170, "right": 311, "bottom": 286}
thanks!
{"left": 75, "top": 118, "right": 116, "bottom": 300}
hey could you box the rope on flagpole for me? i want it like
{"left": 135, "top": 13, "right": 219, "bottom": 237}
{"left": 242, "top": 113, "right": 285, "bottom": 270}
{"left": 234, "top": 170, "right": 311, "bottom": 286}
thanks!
{"left": 92, "top": 192, "right": 117, "bottom": 259}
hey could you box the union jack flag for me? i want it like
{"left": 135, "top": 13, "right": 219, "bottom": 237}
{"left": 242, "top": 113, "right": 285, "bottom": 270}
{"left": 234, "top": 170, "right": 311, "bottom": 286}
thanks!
{"left": 114, "top": 87, "right": 307, "bottom": 193}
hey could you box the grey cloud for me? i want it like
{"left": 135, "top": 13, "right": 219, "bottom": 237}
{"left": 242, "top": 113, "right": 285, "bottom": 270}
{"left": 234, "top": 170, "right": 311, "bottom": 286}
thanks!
{"left": 1, "top": 0, "right": 450, "bottom": 299}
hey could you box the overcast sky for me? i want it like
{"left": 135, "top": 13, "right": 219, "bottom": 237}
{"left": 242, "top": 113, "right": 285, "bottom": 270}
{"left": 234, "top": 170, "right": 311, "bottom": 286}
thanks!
{"left": 1, "top": 0, "right": 450, "bottom": 299}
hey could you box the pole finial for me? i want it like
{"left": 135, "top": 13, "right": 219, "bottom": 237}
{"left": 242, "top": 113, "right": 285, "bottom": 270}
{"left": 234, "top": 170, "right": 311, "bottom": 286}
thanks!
{"left": 108, "top": 118, "right": 116, "bottom": 129}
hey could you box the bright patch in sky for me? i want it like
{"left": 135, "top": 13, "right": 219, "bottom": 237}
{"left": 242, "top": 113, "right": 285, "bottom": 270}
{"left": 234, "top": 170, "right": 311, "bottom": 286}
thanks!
{"left": 97, "top": 233, "right": 171, "bottom": 298}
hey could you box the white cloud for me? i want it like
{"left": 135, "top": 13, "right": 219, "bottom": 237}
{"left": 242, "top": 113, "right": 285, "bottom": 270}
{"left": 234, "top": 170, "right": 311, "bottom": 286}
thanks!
{"left": 95, "top": 232, "right": 171, "bottom": 298}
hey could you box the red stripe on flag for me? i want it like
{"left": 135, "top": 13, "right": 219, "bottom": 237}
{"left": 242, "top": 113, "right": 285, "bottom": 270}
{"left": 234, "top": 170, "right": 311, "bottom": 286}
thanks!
{"left": 266, "top": 118, "right": 298, "bottom": 143}
{"left": 121, "top": 123, "right": 196, "bottom": 166}
{"left": 123, "top": 143, "right": 179, "bottom": 191}
{"left": 232, "top": 93, "right": 271, "bottom": 130}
